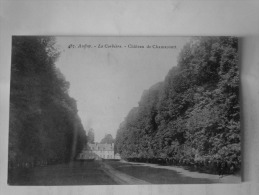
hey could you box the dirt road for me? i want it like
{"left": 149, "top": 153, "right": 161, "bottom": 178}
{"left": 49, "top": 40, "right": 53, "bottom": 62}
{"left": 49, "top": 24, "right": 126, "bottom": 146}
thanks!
{"left": 8, "top": 160, "right": 239, "bottom": 185}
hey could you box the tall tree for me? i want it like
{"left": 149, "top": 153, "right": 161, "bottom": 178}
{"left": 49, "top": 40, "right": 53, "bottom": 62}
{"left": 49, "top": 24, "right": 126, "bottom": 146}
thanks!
{"left": 87, "top": 128, "right": 95, "bottom": 144}
{"left": 115, "top": 37, "right": 240, "bottom": 174}
{"left": 8, "top": 36, "right": 87, "bottom": 174}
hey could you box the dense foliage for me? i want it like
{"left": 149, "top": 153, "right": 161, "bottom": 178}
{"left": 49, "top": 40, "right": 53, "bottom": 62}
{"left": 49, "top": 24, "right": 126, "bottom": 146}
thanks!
{"left": 8, "top": 36, "right": 87, "bottom": 169}
{"left": 115, "top": 37, "right": 240, "bottom": 174}
{"left": 87, "top": 128, "right": 95, "bottom": 144}
{"left": 100, "top": 134, "right": 115, "bottom": 144}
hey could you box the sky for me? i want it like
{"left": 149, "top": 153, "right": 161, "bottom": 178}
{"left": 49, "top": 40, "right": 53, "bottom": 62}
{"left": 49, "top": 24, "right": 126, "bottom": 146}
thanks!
{"left": 54, "top": 37, "right": 190, "bottom": 142}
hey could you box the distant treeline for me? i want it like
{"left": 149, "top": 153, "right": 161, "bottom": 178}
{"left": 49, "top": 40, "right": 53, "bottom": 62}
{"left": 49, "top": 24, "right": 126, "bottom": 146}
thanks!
{"left": 115, "top": 37, "right": 240, "bottom": 174}
{"left": 8, "top": 37, "right": 86, "bottom": 169}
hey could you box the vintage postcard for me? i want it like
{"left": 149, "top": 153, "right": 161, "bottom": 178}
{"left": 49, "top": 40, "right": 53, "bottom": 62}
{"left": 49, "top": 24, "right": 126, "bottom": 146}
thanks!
{"left": 8, "top": 36, "right": 241, "bottom": 185}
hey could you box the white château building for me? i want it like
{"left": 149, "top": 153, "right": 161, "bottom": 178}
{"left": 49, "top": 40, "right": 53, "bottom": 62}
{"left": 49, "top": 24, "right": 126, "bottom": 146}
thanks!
{"left": 78, "top": 143, "right": 115, "bottom": 160}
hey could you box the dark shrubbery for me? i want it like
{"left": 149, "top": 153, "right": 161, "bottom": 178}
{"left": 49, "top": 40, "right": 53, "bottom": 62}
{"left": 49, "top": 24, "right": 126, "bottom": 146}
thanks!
{"left": 8, "top": 37, "right": 86, "bottom": 170}
{"left": 115, "top": 37, "right": 240, "bottom": 175}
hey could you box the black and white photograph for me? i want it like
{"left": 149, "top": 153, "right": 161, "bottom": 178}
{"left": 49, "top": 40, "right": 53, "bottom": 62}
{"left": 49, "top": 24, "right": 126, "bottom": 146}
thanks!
{"left": 8, "top": 36, "right": 241, "bottom": 185}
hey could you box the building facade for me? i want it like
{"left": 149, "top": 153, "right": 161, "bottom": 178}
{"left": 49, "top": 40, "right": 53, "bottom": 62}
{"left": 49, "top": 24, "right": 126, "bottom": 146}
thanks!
{"left": 114, "top": 153, "right": 121, "bottom": 160}
{"left": 78, "top": 143, "right": 115, "bottom": 160}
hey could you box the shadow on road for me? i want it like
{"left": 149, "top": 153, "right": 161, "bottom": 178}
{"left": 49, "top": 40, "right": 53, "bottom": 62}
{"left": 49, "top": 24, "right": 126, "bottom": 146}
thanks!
{"left": 8, "top": 161, "right": 117, "bottom": 185}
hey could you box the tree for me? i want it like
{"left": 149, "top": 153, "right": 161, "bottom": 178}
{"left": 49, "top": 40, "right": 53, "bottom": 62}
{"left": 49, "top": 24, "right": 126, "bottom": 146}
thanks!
{"left": 100, "top": 134, "right": 115, "bottom": 144}
{"left": 115, "top": 37, "right": 240, "bottom": 174}
{"left": 87, "top": 128, "right": 95, "bottom": 144}
{"left": 8, "top": 36, "right": 87, "bottom": 175}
